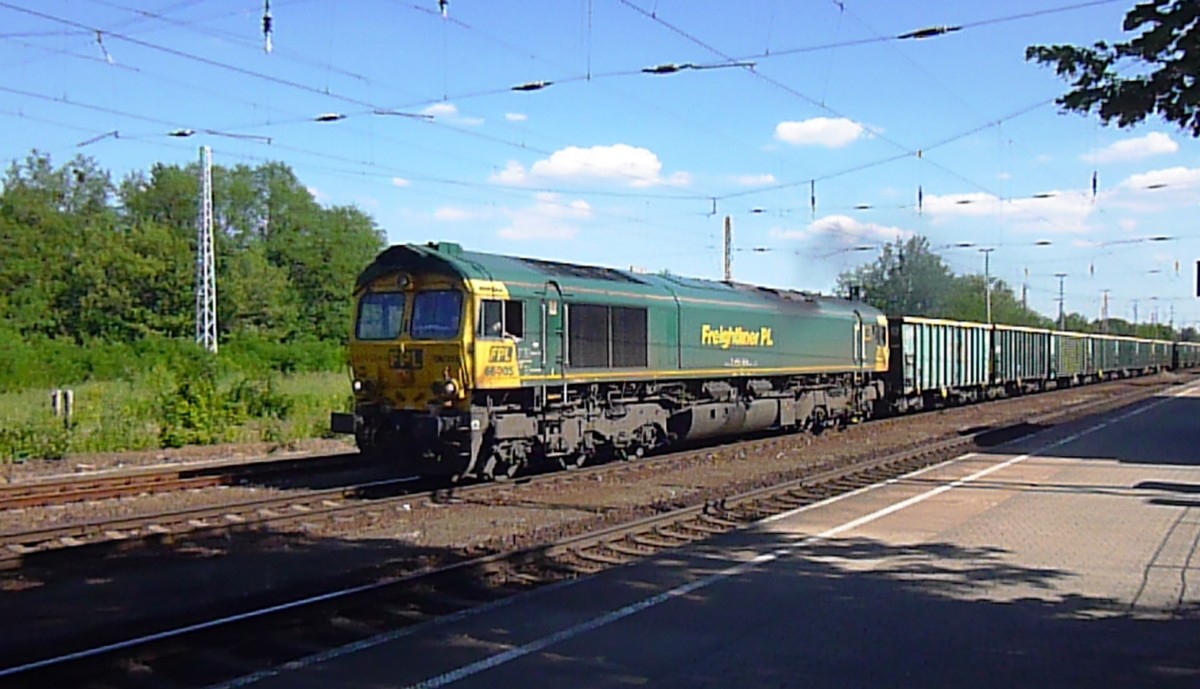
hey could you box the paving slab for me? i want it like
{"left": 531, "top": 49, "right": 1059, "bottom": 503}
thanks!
{"left": 219, "top": 382, "right": 1200, "bottom": 689}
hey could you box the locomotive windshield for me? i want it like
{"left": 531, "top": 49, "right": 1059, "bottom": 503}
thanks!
{"left": 410, "top": 290, "right": 464, "bottom": 340}
{"left": 355, "top": 292, "right": 406, "bottom": 341}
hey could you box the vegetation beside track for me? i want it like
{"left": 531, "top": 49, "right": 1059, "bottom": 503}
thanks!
{"left": 0, "top": 368, "right": 351, "bottom": 465}
{"left": 0, "top": 152, "right": 381, "bottom": 466}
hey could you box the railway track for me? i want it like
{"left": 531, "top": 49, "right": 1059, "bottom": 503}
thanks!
{"left": 0, "top": 450, "right": 364, "bottom": 511}
{"left": 0, "top": 403, "right": 1049, "bottom": 565}
{"left": 0, "top": 376, "right": 1176, "bottom": 567}
{"left": 0, "top": 377, "right": 1179, "bottom": 689}
{"left": 0, "top": 474, "right": 430, "bottom": 567}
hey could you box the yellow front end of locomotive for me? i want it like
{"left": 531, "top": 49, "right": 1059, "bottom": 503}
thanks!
{"left": 347, "top": 272, "right": 471, "bottom": 413}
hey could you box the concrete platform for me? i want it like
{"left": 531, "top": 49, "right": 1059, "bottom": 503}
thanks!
{"left": 217, "top": 382, "right": 1200, "bottom": 689}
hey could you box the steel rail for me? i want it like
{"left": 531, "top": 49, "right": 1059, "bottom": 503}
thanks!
{"left": 0, "top": 376, "right": 1172, "bottom": 566}
{"left": 0, "top": 378, "right": 1175, "bottom": 686}
{"left": 0, "top": 450, "right": 363, "bottom": 510}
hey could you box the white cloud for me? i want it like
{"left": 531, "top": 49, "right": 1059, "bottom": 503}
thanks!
{"left": 498, "top": 192, "right": 592, "bottom": 240}
{"left": 493, "top": 144, "right": 689, "bottom": 188}
{"left": 1119, "top": 218, "right": 1138, "bottom": 231}
{"left": 733, "top": 173, "right": 777, "bottom": 186}
{"left": 1118, "top": 165, "right": 1200, "bottom": 190}
{"left": 922, "top": 192, "right": 1002, "bottom": 218}
{"left": 391, "top": 177, "right": 410, "bottom": 187}
{"left": 774, "top": 117, "right": 865, "bottom": 148}
{"left": 419, "top": 102, "right": 483, "bottom": 126}
{"left": 1007, "top": 193, "right": 1096, "bottom": 233}
{"left": 1082, "top": 132, "right": 1178, "bottom": 163}
{"left": 306, "top": 186, "right": 327, "bottom": 203}
{"left": 531, "top": 144, "right": 672, "bottom": 187}
{"left": 1108, "top": 166, "right": 1200, "bottom": 212}
{"left": 421, "top": 103, "right": 458, "bottom": 118}
{"left": 922, "top": 190, "right": 1095, "bottom": 233}
{"left": 769, "top": 215, "right": 911, "bottom": 245}
{"left": 505, "top": 112, "right": 528, "bottom": 122}
{"left": 490, "top": 161, "right": 528, "bottom": 185}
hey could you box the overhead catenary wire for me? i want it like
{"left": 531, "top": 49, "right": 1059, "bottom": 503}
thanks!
{"left": 2, "top": 0, "right": 1191, "bottom": 321}
{"left": 2, "top": 0, "right": 1148, "bottom": 223}
{"left": 612, "top": 1, "right": 1185, "bottom": 296}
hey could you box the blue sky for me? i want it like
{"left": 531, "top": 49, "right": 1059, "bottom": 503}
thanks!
{"left": 2, "top": 1, "right": 1197, "bottom": 328}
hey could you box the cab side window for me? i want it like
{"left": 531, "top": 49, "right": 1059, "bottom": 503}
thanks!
{"left": 479, "top": 299, "right": 525, "bottom": 339}
{"left": 504, "top": 300, "right": 525, "bottom": 338}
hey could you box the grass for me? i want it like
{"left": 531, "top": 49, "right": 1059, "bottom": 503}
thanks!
{"left": 0, "top": 370, "right": 354, "bottom": 463}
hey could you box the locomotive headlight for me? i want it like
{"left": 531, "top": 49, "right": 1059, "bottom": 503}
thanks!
{"left": 433, "top": 379, "right": 458, "bottom": 399}
{"left": 352, "top": 379, "right": 364, "bottom": 392}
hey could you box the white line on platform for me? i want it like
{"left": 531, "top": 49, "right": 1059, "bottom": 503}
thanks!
{"left": 206, "top": 381, "right": 1198, "bottom": 689}
{"left": 397, "top": 384, "right": 1197, "bottom": 689}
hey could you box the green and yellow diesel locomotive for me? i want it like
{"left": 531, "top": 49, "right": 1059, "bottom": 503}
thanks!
{"left": 331, "top": 242, "right": 889, "bottom": 479}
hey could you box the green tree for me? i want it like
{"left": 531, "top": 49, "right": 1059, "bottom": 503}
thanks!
{"left": 219, "top": 246, "right": 300, "bottom": 338}
{"left": 4, "top": 150, "right": 382, "bottom": 348}
{"left": 0, "top": 151, "right": 112, "bottom": 338}
{"left": 1059, "top": 313, "right": 1094, "bottom": 332}
{"left": 3, "top": 150, "right": 114, "bottom": 219}
{"left": 837, "top": 236, "right": 955, "bottom": 316}
{"left": 1027, "top": 0, "right": 1200, "bottom": 136}
{"left": 120, "top": 158, "right": 384, "bottom": 342}
{"left": 119, "top": 163, "right": 198, "bottom": 233}
{"left": 1133, "top": 322, "right": 1176, "bottom": 339}
{"left": 941, "top": 275, "right": 1052, "bottom": 327}
{"left": 254, "top": 166, "right": 383, "bottom": 341}
{"left": 1097, "top": 317, "right": 1135, "bottom": 335}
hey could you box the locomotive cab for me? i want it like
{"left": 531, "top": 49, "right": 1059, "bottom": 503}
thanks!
{"left": 333, "top": 262, "right": 484, "bottom": 475}
{"left": 334, "top": 242, "right": 890, "bottom": 481}
{"left": 332, "top": 242, "right": 539, "bottom": 477}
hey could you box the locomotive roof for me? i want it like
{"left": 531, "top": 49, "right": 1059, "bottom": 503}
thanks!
{"left": 359, "top": 242, "right": 883, "bottom": 318}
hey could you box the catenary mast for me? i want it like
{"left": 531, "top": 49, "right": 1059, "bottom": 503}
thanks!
{"left": 195, "top": 145, "right": 218, "bottom": 353}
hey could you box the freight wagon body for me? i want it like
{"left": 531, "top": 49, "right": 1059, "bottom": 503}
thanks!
{"left": 887, "top": 318, "right": 1178, "bottom": 411}
{"left": 1146, "top": 340, "right": 1172, "bottom": 370}
{"left": 1174, "top": 341, "right": 1200, "bottom": 369}
{"left": 335, "top": 242, "right": 888, "bottom": 478}
{"left": 992, "top": 324, "right": 1050, "bottom": 391}
{"left": 888, "top": 317, "right": 991, "bottom": 410}
{"left": 1092, "top": 334, "right": 1129, "bottom": 374}
{"left": 1051, "top": 331, "right": 1092, "bottom": 380}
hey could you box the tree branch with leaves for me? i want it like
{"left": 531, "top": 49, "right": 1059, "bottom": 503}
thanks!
{"left": 1027, "top": 0, "right": 1200, "bottom": 136}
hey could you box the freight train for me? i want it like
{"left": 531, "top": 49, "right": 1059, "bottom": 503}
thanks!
{"left": 331, "top": 242, "right": 1200, "bottom": 480}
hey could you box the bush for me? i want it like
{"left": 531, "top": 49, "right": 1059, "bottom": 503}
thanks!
{"left": 156, "top": 352, "right": 304, "bottom": 448}
{"left": 222, "top": 333, "right": 346, "bottom": 375}
{"left": 0, "top": 332, "right": 350, "bottom": 455}
{"left": 156, "top": 359, "right": 226, "bottom": 448}
{"left": 0, "top": 415, "right": 71, "bottom": 462}
{"left": 0, "top": 333, "right": 347, "bottom": 393}
{"left": 226, "top": 375, "right": 293, "bottom": 421}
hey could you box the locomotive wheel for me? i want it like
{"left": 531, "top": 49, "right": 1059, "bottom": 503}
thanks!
{"left": 557, "top": 452, "right": 587, "bottom": 470}
{"left": 615, "top": 445, "right": 643, "bottom": 462}
{"left": 354, "top": 427, "right": 387, "bottom": 460}
{"left": 482, "top": 453, "right": 520, "bottom": 481}
{"left": 810, "top": 408, "right": 828, "bottom": 435}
